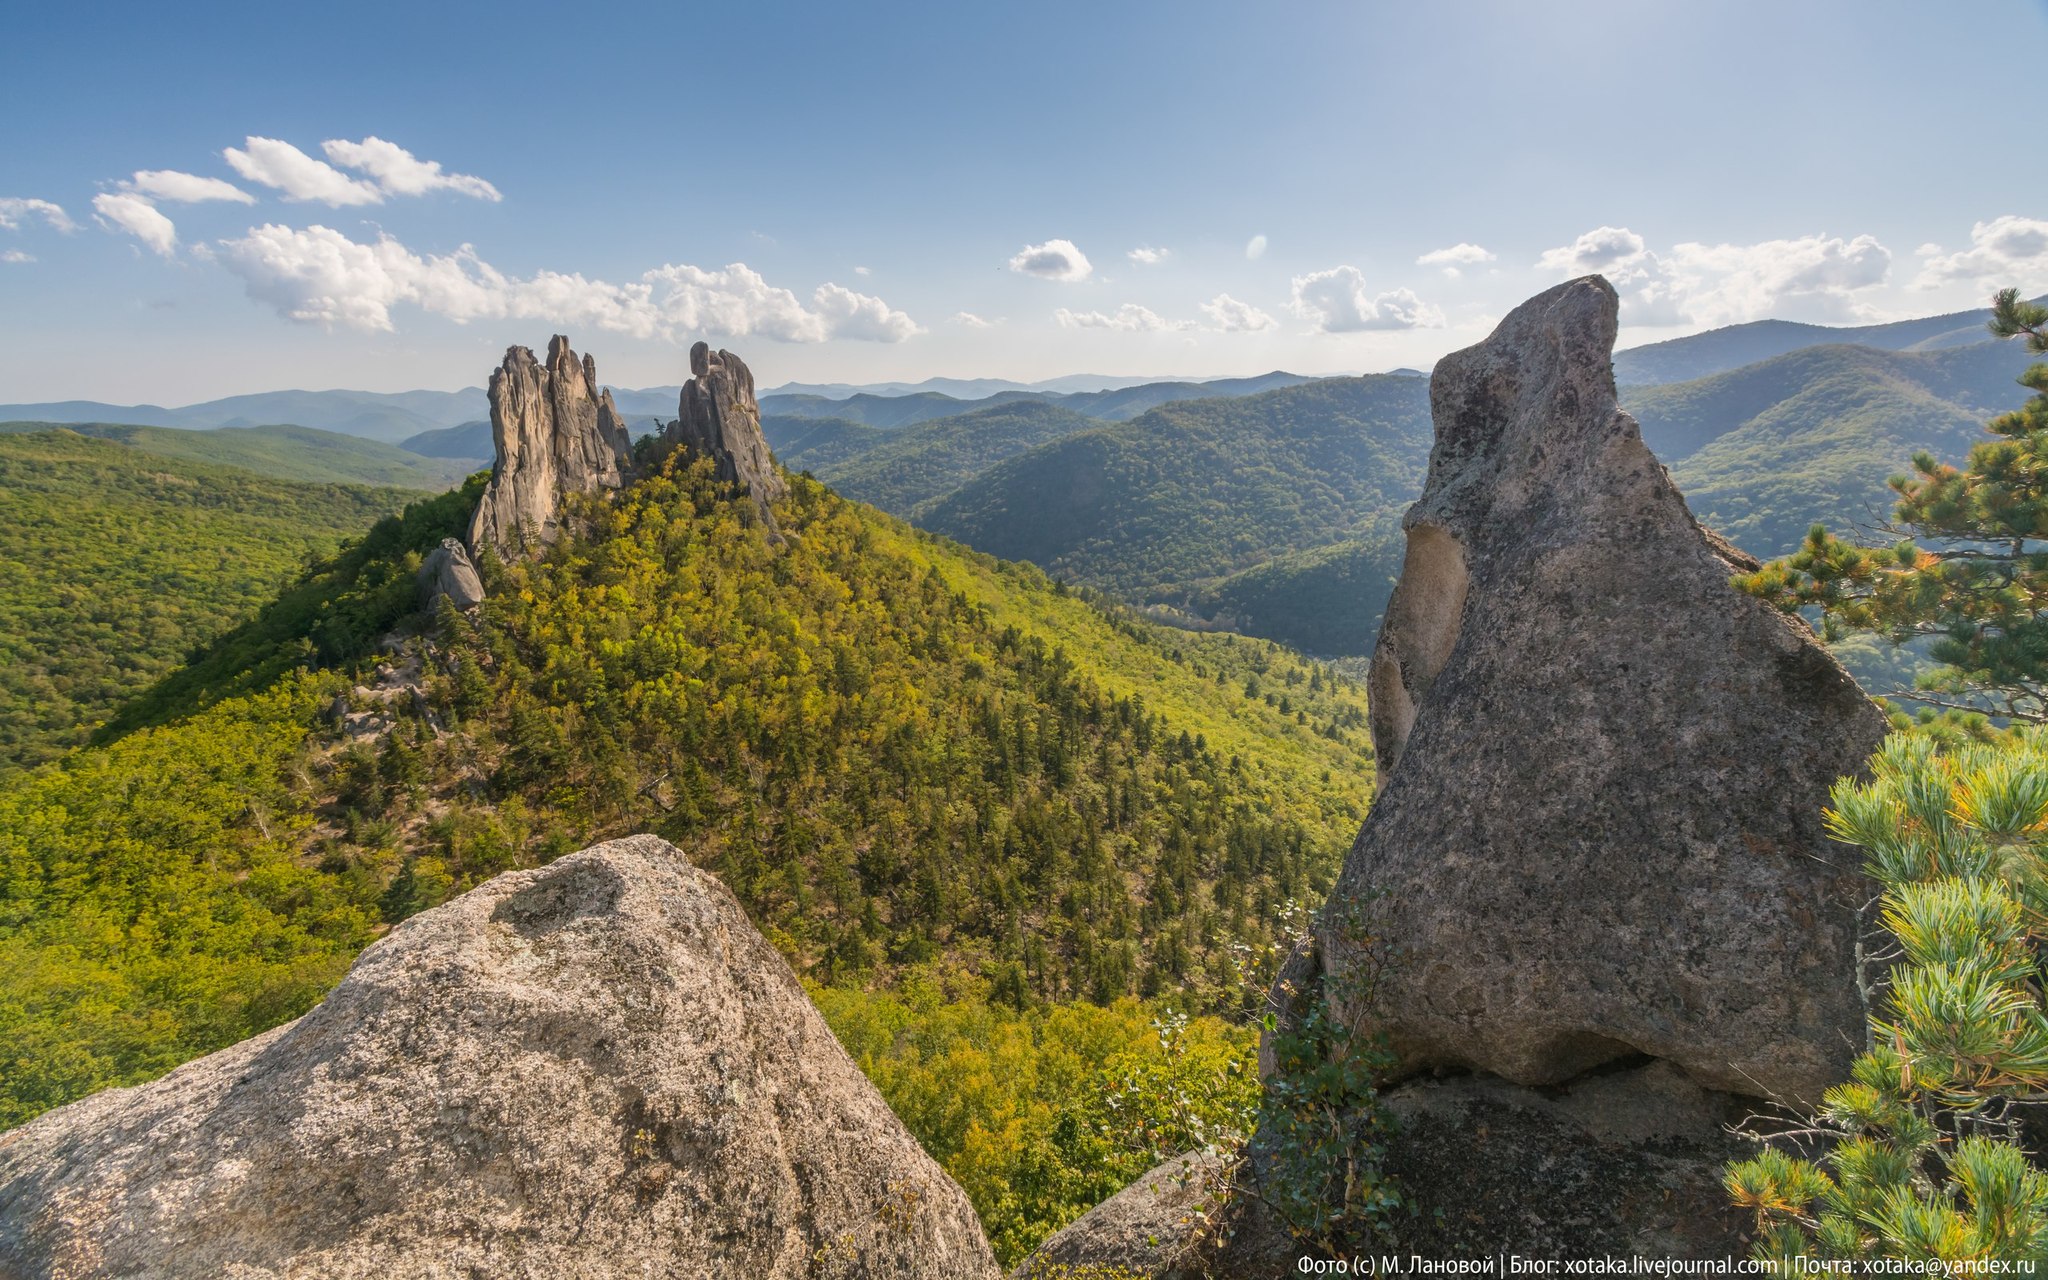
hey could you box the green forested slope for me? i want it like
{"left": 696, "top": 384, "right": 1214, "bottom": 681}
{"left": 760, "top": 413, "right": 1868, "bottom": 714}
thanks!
{"left": 1632, "top": 343, "right": 2031, "bottom": 554}
{"left": 0, "top": 455, "right": 1374, "bottom": 1133}
{"left": 0, "top": 421, "right": 476, "bottom": 488}
{"left": 0, "top": 431, "right": 428, "bottom": 772}
{"left": 803, "top": 400, "right": 1105, "bottom": 514}
{"left": 917, "top": 376, "right": 1433, "bottom": 603}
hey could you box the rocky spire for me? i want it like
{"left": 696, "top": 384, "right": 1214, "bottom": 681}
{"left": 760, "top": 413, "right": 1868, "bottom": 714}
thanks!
{"left": 664, "top": 341, "right": 786, "bottom": 540}
{"left": 1016, "top": 278, "right": 1894, "bottom": 1268}
{"left": 0, "top": 836, "right": 1002, "bottom": 1279}
{"left": 1335, "top": 275, "right": 1887, "bottom": 1104}
{"left": 465, "top": 335, "right": 635, "bottom": 558}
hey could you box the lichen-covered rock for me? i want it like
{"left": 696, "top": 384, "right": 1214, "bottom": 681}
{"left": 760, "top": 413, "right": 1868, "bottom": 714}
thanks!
{"left": 666, "top": 341, "right": 786, "bottom": 539}
{"left": 418, "top": 536, "right": 485, "bottom": 610}
{"left": 0, "top": 836, "right": 1001, "bottom": 1280}
{"left": 1333, "top": 275, "right": 1888, "bottom": 1104}
{"left": 1011, "top": 1150, "right": 1232, "bottom": 1280}
{"left": 466, "top": 335, "right": 635, "bottom": 557}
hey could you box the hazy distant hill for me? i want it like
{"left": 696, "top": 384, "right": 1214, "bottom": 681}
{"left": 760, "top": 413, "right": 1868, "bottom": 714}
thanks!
{"left": 0, "top": 422, "right": 474, "bottom": 489}
{"left": 0, "top": 388, "right": 491, "bottom": 444}
{"left": 400, "top": 421, "right": 494, "bottom": 460}
{"left": 798, "top": 401, "right": 1106, "bottom": 514}
{"left": 917, "top": 376, "right": 1434, "bottom": 604}
{"left": 1611, "top": 298, "right": 2033, "bottom": 386}
{"left": 1642, "top": 341, "right": 2035, "bottom": 554}
{"left": 760, "top": 371, "right": 1320, "bottom": 431}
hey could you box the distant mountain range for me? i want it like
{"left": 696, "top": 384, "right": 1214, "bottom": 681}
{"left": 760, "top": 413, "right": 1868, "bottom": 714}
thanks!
{"left": 1610, "top": 299, "right": 2039, "bottom": 386}
{"left": 763, "top": 298, "right": 2038, "bottom": 656}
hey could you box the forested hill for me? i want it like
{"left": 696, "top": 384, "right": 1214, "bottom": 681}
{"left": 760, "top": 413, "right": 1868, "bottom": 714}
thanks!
{"left": 0, "top": 451, "right": 1377, "bottom": 1129}
{"left": 916, "top": 375, "right": 1434, "bottom": 603}
{"left": 0, "top": 430, "right": 430, "bottom": 773}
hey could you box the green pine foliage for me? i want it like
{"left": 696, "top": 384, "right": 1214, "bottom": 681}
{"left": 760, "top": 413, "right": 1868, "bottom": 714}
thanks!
{"left": 0, "top": 430, "right": 432, "bottom": 773}
{"left": 441, "top": 456, "right": 1373, "bottom": 999}
{"left": 814, "top": 970, "right": 1258, "bottom": 1265}
{"left": 1727, "top": 730, "right": 2048, "bottom": 1263}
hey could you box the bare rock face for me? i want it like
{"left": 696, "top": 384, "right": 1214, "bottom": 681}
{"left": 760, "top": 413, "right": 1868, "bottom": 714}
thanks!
{"left": 0, "top": 836, "right": 1001, "bottom": 1280}
{"left": 665, "top": 341, "right": 787, "bottom": 539}
{"left": 418, "top": 536, "right": 485, "bottom": 611}
{"left": 1336, "top": 275, "right": 1887, "bottom": 1103}
{"left": 466, "top": 335, "right": 635, "bottom": 557}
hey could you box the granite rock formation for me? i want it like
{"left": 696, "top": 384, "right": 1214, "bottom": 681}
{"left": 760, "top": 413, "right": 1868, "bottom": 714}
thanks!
{"left": 1343, "top": 274, "right": 1885, "bottom": 1104}
{"left": 0, "top": 835, "right": 1001, "bottom": 1280}
{"left": 1018, "top": 277, "right": 1888, "bottom": 1271}
{"left": 466, "top": 335, "right": 635, "bottom": 557}
{"left": 418, "top": 536, "right": 485, "bottom": 611}
{"left": 665, "top": 341, "right": 786, "bottom": 539}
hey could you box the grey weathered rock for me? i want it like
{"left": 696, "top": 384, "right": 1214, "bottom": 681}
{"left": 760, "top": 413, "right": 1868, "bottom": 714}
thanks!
{"left": 1011, "top": 1150, "right": 1234, "bottom": 1280}
{"left": 418, "top": 536, "right": 485, "bottom": 611}
{"left": 0, "top": 835, "right": 1001, "bottom": 1280}
{"left": 466, "top": 335, "right": 635, "bottom": 557}
{"left": 1367, "top": 1062, "right": 1750, "bottom": 1256}
{"left": 1329, "top": 275, "right": 1888, "bottom": 1105}
{"left": 665, "top": 341, "right": 786, "bottom": 539}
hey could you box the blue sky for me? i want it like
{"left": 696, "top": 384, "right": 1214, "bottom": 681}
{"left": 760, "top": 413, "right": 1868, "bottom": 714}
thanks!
{"left": 3, "top": 0, "right": 2044, "bottom": 402}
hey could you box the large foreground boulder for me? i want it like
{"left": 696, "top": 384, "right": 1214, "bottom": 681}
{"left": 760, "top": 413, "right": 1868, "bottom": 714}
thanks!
{"left": 666, "top": 341, "right": 786, "bottom": 540}
{"left": 0, "top": 836, "right": 1001, "bottom": 1279}
{"left": 466, "top": 335, "right": 636, "bottom": 558}
{"left": 1344, "top": 274, "right": 1886, "bottom": 1105}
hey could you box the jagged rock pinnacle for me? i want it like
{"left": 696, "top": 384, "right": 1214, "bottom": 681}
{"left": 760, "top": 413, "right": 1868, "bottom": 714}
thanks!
{"left": 664, "top": 341, "right": 786, "bottom": 541}
{"left": 465, "top": 335, "right": 635, "bottom": 558}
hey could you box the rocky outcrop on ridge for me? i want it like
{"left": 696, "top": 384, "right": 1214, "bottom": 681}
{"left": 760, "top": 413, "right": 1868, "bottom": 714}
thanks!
{"left": 1340, "top": 274, "right": 1886, "bottom": 1105}
{"left": 1017, "top": 277, "right": 1889, "bottom": 1272}
{"left": 0, "top": 835, "right": 1001, "bottom": 1280}
{"left": 466, "top": 335, "right": 635, "bottom": 557}
{"left": 418, "top": 535, "right": 485, "bottom": 611}
{"left": 665, "top": 341, "right": 786, "bottom": 539}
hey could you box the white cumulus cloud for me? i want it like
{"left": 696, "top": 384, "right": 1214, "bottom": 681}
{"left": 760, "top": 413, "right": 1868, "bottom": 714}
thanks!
{"left": 1417, "top": 242, "right": 1495, "bottom": 267}
{"left": 1009, "top": 238, "right": 1093, "bottom": 282}
{"left": 93, "top": 193, "right": 178, "bottom": 257}
{"left": 1667, "top": 233, "right": 1891, "bottom": 324}
{"left": 812, "top": 281, "right": 922, "bottom": 341}
{"left": 1127, "top": 245, "right": 1168, "bottom": 265}
{"left": 1915, "top": 216, "right": 2048, "bottom": 288}
{"left": 0, "top": 198, "right": 75, "bottom": 232}
{"left": 1054, "top": 303, "right": 1192, "bottom": 332}
{"left": 951, "top": 311, "right": 993, "bottom": 329}
{"left": 225, "top": 137, "right": 384, "bottom": 206}
{"left": 321, "top": 137, "right": 501, "bottom": 202}
{"left": 1536, "top": 226, "right": 1650, "bottom": 274}
{"left": 1416, "top": 242, "right": 1494, "bottom": 277}
{"left": 1245, "top": 234, "right": 1268, "bottom": 261}
{"left": 1290, "top": 266, "right": 1441, "bottom": 332}
{"left": 126, "top": 169, "right": 255, "bottom": 204}
{"left": 1537, "top": 225, "right": 1894, "bottom": 325}
{"left": 211, "top": 223, "right": 919, "bottom": 345}
{"left": 1200, "top": 293, "right": 1276, "bottom": 332}
{"left": 2, "top": 249, "right": 33, "bottom": 264}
